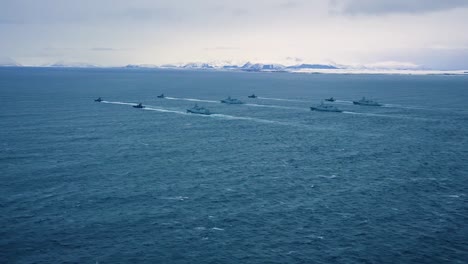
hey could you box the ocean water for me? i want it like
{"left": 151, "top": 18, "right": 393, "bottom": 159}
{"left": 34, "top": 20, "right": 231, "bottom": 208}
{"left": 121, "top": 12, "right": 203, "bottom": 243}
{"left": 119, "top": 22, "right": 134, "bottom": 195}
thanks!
{"left": 1, "top": 67, "right": 467, "bottom": 263}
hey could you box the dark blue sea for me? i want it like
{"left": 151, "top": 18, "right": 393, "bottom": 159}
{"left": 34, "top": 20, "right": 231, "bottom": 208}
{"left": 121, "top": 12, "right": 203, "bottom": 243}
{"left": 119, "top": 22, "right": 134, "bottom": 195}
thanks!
{"left": 1, "top": 67, "right": 467, "bottom": 263}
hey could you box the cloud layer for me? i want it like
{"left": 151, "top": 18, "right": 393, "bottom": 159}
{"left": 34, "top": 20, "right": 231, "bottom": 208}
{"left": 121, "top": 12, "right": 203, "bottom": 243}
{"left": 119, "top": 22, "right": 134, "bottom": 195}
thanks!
{"left": 331, "top": 0, "right": 468, "bottom": 15}
{"left": 1, "top": 0, "right": 467, "bottom": 69}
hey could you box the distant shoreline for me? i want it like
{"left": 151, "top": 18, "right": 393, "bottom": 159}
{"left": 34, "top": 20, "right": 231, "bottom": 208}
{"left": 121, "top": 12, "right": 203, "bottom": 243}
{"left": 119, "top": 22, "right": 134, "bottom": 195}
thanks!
{"left": 1, "top": 65, "right": 467, "bottom": 76}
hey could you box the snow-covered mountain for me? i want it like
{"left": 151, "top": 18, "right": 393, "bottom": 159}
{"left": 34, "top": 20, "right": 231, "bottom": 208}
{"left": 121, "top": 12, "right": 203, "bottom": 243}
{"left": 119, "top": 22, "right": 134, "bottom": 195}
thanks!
{"left": 118, "top": 61, "right": 451, "bottom": 74}
{"left": 10, "top": 59, "right": 463, "bottom": 75}
{"left": 286, "top": 64, "right": 338, "bottom": 70}
{"left": 125, "top": 64, "right": 159, "bottom": 69}
{"left": 47, "top": 61, "right": 99, "bottom": 68}
{"left": 240, "top": 62, "right": 286, "bottom": 71}
{"left": 182, "top": 63, "right": 215, "bottom": 69}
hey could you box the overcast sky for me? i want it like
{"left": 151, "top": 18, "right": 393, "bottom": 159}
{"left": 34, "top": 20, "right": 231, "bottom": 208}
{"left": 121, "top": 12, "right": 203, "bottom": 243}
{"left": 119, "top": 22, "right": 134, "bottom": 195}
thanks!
{"left": 1, "top": 0, "right": 467, "bottom": 69}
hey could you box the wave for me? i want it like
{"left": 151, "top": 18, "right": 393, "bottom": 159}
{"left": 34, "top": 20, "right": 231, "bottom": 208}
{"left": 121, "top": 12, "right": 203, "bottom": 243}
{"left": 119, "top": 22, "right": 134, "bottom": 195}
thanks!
{"left": 318, "top": 174, "right": 338, "bottom": 179}
{"left": 164, "top": 97, "right": 219, "bottom": 103}
{"left": 161, "top": 196, "right": 189, "bottom": 200}
{"left": 382, "top": 103, "right": 428, "bottom": 110}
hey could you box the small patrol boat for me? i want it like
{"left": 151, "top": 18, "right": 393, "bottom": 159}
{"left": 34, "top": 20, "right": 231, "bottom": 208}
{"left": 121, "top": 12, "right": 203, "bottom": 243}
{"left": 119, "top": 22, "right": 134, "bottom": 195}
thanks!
{"left": 94, "top": 97, "right": 103, "bottom": 102}
{"left": 157, "top": 94, "right": 165, "bottom": 98}
{"left": 324, "top": 97, "right": 335, "bottom": 102}
{"left": 353, "top": 97, "right": 382, "bottom": 106}
{"left": 248, "top": 94, "right": 257, "bottom": 98}
{"left": 187, "top": 104, "right": 212, "bottom": 115}
{"left": 133, "top": 103, "right": 145, "bottom": 109}
{"left": 221, "top": 96, "right": 244, "bottom": 104}
{"left": 310, "top": 102, "right": 342, "bottom": 112}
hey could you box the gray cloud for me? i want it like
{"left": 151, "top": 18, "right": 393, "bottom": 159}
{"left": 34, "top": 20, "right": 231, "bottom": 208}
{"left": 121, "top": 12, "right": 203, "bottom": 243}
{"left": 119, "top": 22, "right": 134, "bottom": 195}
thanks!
{"left": 331, "top": 0, "right": 468, "bottom": 15}
{"left": 90, "top": 47, "right": 116, "bottom": 51}
{"left": 0, "top": 0, "right": 180, "bottom": 24}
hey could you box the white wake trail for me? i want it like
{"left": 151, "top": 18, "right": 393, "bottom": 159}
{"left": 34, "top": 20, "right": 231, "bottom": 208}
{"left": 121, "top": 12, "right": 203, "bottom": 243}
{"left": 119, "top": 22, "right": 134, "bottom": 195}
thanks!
{"left": 334, "top": 100, "right": 354, "bottom": 104}
{"left": 257, "top": 97, "right": 310, "bottom": 103}
{"left": 165, "top": 97, "right": 219, "bottom": 103}
{"left": 210, "top": 114, "right": 281, "bottom": 124}
{"left": 382, "top": 104, "right": 427, "bottom": 110}
{"left": 151, "top": 107, "right": 314, "bottom": 128}
{"left": 245, "top": 103, "right": 305, "bottom": 110}
{"left": 343, "top": 111, "right": 401, "bottom": 118}
{"left": 102, "top": 101, "right": 136, "bottom": 106}
{"left": 144, "top": 107, "right": 189, "bottom": 115}
{"left": 333, "top": 100, "right": 428, "bottom": 110}
{"left": 342, "top": 111, "right": 429, "bottom": 120}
